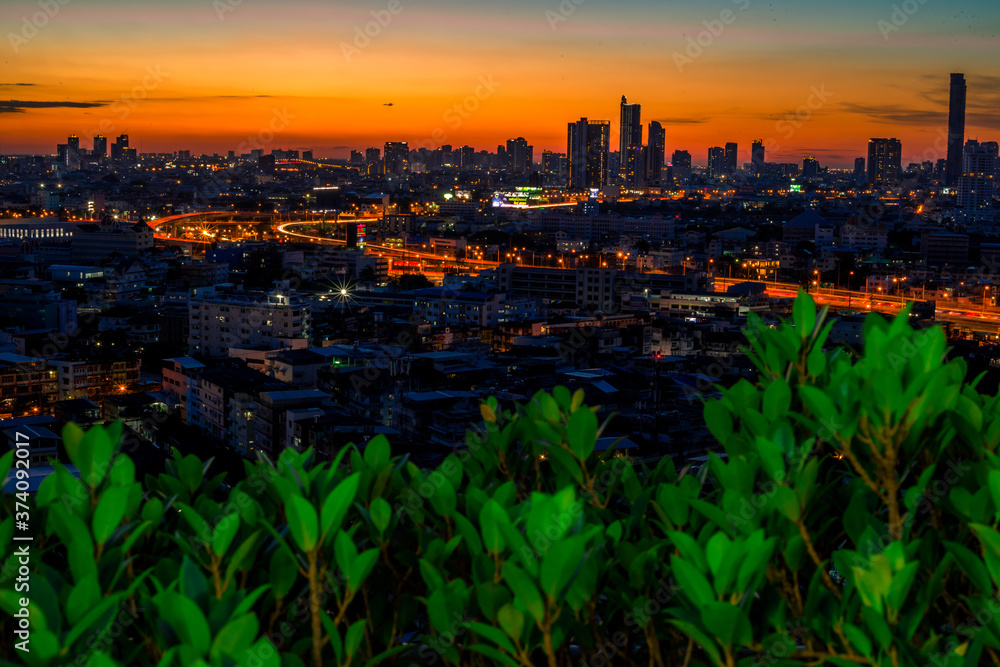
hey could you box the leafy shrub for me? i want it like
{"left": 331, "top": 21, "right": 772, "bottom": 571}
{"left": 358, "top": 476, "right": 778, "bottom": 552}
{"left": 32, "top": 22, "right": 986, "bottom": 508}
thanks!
{"left": 1, "top": 290, "right": 999, "bottom": 666}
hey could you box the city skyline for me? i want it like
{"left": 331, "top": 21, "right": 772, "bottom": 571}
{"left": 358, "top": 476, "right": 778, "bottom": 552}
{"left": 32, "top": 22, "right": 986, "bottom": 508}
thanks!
{"left": 1, "top": 0, "right": 998, "bottom": 165}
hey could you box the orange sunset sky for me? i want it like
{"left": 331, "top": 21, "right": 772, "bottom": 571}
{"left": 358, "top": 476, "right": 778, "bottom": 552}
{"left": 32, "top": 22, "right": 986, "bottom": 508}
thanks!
{"left": 1, "top": 0, "right": 998, "bottom": 167}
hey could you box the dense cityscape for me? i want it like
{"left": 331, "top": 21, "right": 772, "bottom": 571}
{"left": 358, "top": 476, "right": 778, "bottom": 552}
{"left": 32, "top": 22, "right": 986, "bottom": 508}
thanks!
{"left": 5, "top": 0, "right": 1000, "bottom": 662}
{"left": 1, "top": 71, "right": 999, "bottom": 479}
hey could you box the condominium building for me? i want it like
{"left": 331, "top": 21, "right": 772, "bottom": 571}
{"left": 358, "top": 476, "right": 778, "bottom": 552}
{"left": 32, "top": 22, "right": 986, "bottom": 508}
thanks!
{"left": 189, "top": 286, "right": 311, "bottom": 357}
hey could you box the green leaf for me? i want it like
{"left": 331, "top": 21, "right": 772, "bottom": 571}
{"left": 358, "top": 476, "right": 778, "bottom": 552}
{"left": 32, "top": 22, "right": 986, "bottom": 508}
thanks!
{"left": 842, "top": 623, "right": 873, "bottom": 658}
{"left": 348, "top": 548, "right": 379, "bottom": 593}
{"left": 701, "top": 601, "right": 753, "bottom": 647}
{"left": 540, "top": 535, "right": 584, "bottom": 599}
{"left": 210, "top": 614, "right": 259, "bottom": 661}
{"left": 468, "top": 619, "right": 519, "bottom": 655}
{"left": 212, "top": 513, "right": 241, "bottom": 556}
{"left": 270, "top": 547, "right": 298, "bottom": 599}
{"left": 363, "top": 435, "right": 391, "bottom": 468}
{"left": 285, "top": 494, "right": 319, "bottom": 552}
{"left": 239, "top": 638, "right": 281, "bottom": 667}
{"left": 0, "top": 450, "right": 14, "bottom": 489}
{"left": 158, "top": 592, "right": 211, "bottom": 657}
{"left": 66, "top": 575, "right": 101, "bottom": 626}
{"left": 501, "top": 561, "right": 545, "bottom": 624}
{"left": 480, "top": 500, "right": 508, "bottom": 555}
{"left": 109, "top": 454, "right": 136, "bottom": 486}
{"left": 704, "top": 400, "right": 733, "bottom": 445}
{"left": 345, "top": 619, "right": 367, "bottom": 660}
{"left": 798, "top": 386, "right": 836, "bottom": 426}
{"left": 944, "top": 542, "right": 993, "bottom": 594}
{"left": 793, "top": 290, "right": 817, "bottom": 338}
{"left": 320, "top": 472, "right": 360, "bottom": 540}
{"left": 495, "top": 604, "right": 525, "bottom": 643}
{"left": 762, "top": 379, "right": 792, "bottom": 422}
{"left": 567, "top": 407, "right": 598, "bottom": 460}
{"left": 92, "top": 485, "right": 130, "bottom": 544}
{"left": 671, "top": 556, "right": 715, "bottom": 606}
{"left": 369, "top": 496, "right": 392, "bottom": 535}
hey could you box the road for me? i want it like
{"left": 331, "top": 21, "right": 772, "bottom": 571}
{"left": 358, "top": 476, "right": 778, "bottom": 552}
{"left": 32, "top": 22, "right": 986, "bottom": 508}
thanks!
{"left": 714, "top": 277, "right": 1000, "bottom": 335}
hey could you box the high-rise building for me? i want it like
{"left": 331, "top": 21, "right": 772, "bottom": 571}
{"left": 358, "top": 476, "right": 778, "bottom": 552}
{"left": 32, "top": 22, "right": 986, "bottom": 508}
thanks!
{"left": 751, "top": 140, "right": 765, "bottom": 177}
{"left": 350, "top": 150, "right": 364, "bottom": 165}
{"left": 724, "top": 142, "right": 738, "bottom": 175}
{"left": 458, "top": 146, "right": 475, "bottom": 171}
{"left": 365, "top": 147, "right": 380, "bottom": 165}
{"left": 671, "top": 150, "right": 692, "bottom": 184}
{"left": 623, "top": 146, "right": 646, "bottom": 188}
{"left": 946, "top": 73, "right": 967, "bottom": 187}
{"left": 567, "top": 118, "right": 610, "bottom": 189}
{"left": 93, "top": 135, "right": 108, "bottom": 159}
{"left": 707, "top": 147, "right": 726, "bottom": 179}
{"left": 867, "top": 138, "right": 902, "bottom": 186}
{"left": 67, "top": 135, "right": 80, "bottom": 151}
{"left": 505, "top": 137, "right": 531, "bottom": 174}
{"left": 646, "top": 121, "right": 665, "bottom": 183}
{"left": 958, "top": 142, "right": 997, "bottom": 219}
{"left": 853, "top": 157, "right": 866, "bottom": 182}
{"left": 803, "top": 156, "right": 819, "bottom": 180}
{"left": 383, "top": 142, "right": 409, "bottom": 176}
{"left": 619, "top": 96, "right": 642, "bottom": 179}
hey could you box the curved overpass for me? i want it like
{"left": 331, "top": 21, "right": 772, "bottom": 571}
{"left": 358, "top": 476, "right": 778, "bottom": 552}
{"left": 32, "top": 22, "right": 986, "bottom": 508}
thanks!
{"left": 275, "top": 220, "right": 501, "bottom": 271}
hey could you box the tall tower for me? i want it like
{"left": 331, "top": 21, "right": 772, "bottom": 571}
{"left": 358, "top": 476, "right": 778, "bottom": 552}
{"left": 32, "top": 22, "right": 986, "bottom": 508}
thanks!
{"left": 383, "top": 142, "right": 409, "bottom": 176}
{"left": 93, "top": 135, "right": 108, "bottom": 159}
{"left": 867, "top": 138, "right": 902, "bottom": 186}
{"left": 946, "top": 73, "right": 967, "bottom": 187}
{"left": 724, "top": 142, "right": 738, "bottom": 175}
{"left": 707, "top": 147, "right": 726, "bottom": 179}
{"left": 751, "top": 140, "right": 765, "bottom": 177}
{"left": 568, "top": 118, "right": 610, "bottom": 189}
{"left": 646, "top": 121, "right": 665, "bottom": 183}
{"left": 619, "top": 96, "right": 641, "bottom": 179}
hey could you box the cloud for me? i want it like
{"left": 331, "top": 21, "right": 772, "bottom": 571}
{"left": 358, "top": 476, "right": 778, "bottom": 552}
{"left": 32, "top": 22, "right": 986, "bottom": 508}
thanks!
{"left": 0, "top": 100, "right": 108, "bottom": 114}
{"left": 836, "top": 102, "right": 944, "bottom": 126}
{"left": 653, "top": 117, "right": 707, "bottom": 125}
{"left": 0, "top": 83, "right": 36, "bottom": 87}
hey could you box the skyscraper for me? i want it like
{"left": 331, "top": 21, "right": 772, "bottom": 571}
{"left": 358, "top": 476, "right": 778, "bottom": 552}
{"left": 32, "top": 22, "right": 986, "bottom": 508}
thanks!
{"left": 383, "top": 142, "right": 409, "bottom": 176}
{"left": 724, "top": 142, "right": 738, "bottom": 175}
{"left": 853, "top": 157, "right": 866, "bottom": 182}
{"left": 803, "top": 157, "right": 819, "bottom": 180}
{"left": 619, "top": 96, "right": 641, "bottom": 179}
{"left": 505, "top": 137, "right": 531, "bottom": 174}
{"left": 646, "top": 121, "right": 665, "bottom": 183}
{"left": 93, "top": 135, "right": 108, "bottom": 159}
{"left": 867, "top": 138, "right": 902, "bottom": 186}
{"left": 707, "top": 147, "right": 726, "bottom": 179}
{"left": 671, "top": 150, "right": 692, "bottom": 184}
{"left": 568, "top": 118, "right": 610, "bottom": 189}
{"left": 958, "top": 142, "right": 997, "bottom": 220}
{"left": 751, "top": 140, "right": 765, "bottom": 177}
{"left": 623, "top": 146, "right": 646, "bottom": 188}
{"left": 946, "top": 73, "right": 967, "bottom": 187}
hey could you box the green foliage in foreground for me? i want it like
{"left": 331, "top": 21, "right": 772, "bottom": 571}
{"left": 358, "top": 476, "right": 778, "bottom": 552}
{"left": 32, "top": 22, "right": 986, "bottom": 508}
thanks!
{"left": 2, "top": 290, "right": 1000, "bottom": 666}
